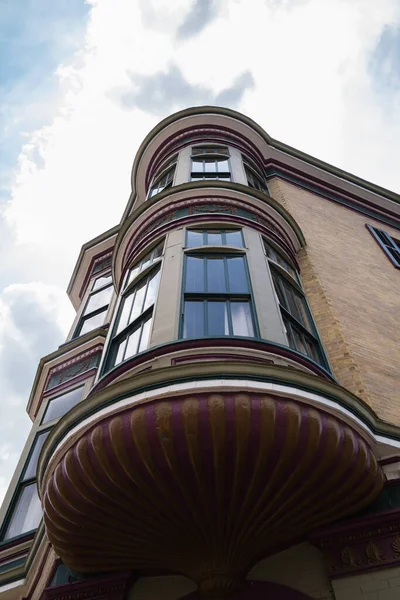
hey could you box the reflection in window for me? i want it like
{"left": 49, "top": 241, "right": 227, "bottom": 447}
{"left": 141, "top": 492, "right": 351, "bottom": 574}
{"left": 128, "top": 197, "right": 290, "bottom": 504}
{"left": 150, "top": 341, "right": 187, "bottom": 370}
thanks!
{"left": 23, "top": 431, "right": 50, "bottom": 480}
{"left": 271, "top": 267, "right": 324, "bottom": 365}
{"left": 186, "top": 229, "right": 244, "bottom": 248}
{"left": 263, "top": 239, "right": 297, "bottom": 280}
{"left": 244, "top": 164, "right": 269, "bottom": 194}
{"left": 3, "top": 483, "right": 42, "bottom": 540}
{"left": 367, "top": 225, "right": 400, "bottom": 268}
{"left": 124, "top": 240, "right": 164, "bottom": 289}
{"left": 42, "top": 386, "right": 84, "bottom": 424}
{"left": 191, "top": 147, "right": 231, "bottom": 182}
{"left": 182, "top": 255, "right": 255, "bottom": 339}
{"left": 106, "top": 267, "right": 161, "bottom": 371}
{"left": 149, "top": 166, "right": 175, "bottom": 197}
{"left": 74, "top": 276, "right": 113, "bottom": 338}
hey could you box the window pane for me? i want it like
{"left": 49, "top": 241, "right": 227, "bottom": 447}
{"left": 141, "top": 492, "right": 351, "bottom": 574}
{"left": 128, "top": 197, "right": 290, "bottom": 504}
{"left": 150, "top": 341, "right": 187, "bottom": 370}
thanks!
{"left": 283, "top": 281, "right": 312, "bottom": 331}
{"left": 231, "top": 302, "right": 254, "bottom": 337}
{"left": 204, "top": 159, "right": 217, "bottom": 172}
{"left": 227, "top": 257, "right": 248, "bottom": 293}
{"left": 42, "top": 387, "right": 84, "bottom": 424}
{"left": 141, "top": 254, "right": 152, "bottom": 271}
{"left": 185, "top": 257, "right": 205, "bottom": 292}
{"left": 207, "top": 258, "right": 226, "bottom": 293}
{"left": 79, "top": 310, "right": 106, "bottom": 336}
{"left": 216, "top": 159, "right": 229, "bottom": 172}
{"left": 225, "top": 231, "right": 243, "bottom": 247}
{"left": 115, "top": 339, "right": 126, "bottom": 366}
{"left": 84, "top": 285, "right": 113, "bottom": 314}
{"left": 144, "top": 269, "right": 160, "bottom": 310}
{"left": 153, "top": 241, "right": 164, "bottom": 259}
{"left": 191, "top": 160, "right": 203, "bottom": 173}
{"left": 187, "top": 231, "right": 204, "bottom": 247}
{"left": 23, "top": 431, "right": 50, "bottom": 480}
{"left": 124, "top": 327, "right": 141, "bottom": 361}
{"left": 207, "top": 302, "right": 229, "bottom": 335}
{"left": 117, "top": 294, "right": 134, "bottom": 334}
{"left": 183, "top": 301, "right": 204, "bottom": 338}
{"left": 4, "top": 484, "right": 42, "bottom": 540}
{"left": 138, "top": 315, "right": 152, "bottom": 352}
{"left": 92, "top": 275, "right": 112, "bottom": 291}
{"left": 130, "top": 279, "right": 147, "bottom": 322}
{"left": 207, "top": 231, "right": 223, "bottom": 245}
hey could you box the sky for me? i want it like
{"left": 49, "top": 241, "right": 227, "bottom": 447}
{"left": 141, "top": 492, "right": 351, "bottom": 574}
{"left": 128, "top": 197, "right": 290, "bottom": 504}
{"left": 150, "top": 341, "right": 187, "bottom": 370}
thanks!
{"left": 1, "top": 0, "right": 400, "bottom": 501}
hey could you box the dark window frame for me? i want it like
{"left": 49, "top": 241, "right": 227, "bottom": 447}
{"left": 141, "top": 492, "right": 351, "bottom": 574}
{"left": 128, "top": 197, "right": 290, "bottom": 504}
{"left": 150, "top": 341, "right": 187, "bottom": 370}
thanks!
{"left": 186, "top": 228, "right": 244, "bottom": 248}
{"left": 41, "top": 385, "right": 85, "bottom": 425}
{"left": 367, "top": 224, "right": 400, "bottom": 268}
{"left": 190, "top": 145, "right": 231, "bottom": 182}
{"left": 180, "top": 253, "right": 258, "bottom": 340}
{"left": 270, "top": 264, "right": 327, "bottom": 368}
{"left": 73, "top": 275, "right": 113, "bottom": 339}
{"left": 104, "top": 266, "right": 161, "bottom": 371}
{"left": 244, "top": 163, "right": 269, "bottom": 195}
{"left": 148, "top": 164, "right": 176, "bottom": 198}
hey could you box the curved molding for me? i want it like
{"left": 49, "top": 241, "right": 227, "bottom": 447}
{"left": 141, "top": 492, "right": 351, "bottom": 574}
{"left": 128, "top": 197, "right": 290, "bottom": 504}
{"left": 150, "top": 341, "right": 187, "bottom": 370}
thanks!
{"left": 113, "top": 183, "right": 305, "bottom": 288}
{"left": 37, "top": 358, "right": 400, "bottom": 496}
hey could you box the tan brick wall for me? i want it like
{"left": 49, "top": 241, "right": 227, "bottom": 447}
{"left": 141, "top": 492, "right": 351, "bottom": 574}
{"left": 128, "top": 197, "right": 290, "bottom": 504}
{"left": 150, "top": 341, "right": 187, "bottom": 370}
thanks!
{"left": 268, "top": 178, "right": 400, "bottom": 424}
{"left": 247, "top": 542, "right": 333, "bottom": 599}
{"left": 333, "top": 566, "right": 400, "bottom": 599}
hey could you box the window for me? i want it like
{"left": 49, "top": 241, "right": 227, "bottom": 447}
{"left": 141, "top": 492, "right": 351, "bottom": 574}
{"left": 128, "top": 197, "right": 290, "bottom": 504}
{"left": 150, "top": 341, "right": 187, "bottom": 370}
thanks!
{"left": 263, "top": 239, "right": 298, "bottom": 280}
{"left": 23, "top": 430, "right": 50, "bottom": 480}
{"left": 123, "top": 240, "right": 164, "bottom": 289}
{"left": 182, "top": 255, "right": 255, "bottom": 338}
{"left": 191, "top": 146, "right": 231, "bottom": 181}
{"left": 42, "top": 386, "right": 84, "bottom": 424}
{"left": 186, "top": 229, "right": 244, "bottom": 248}
{"left": 243, "top": 157, "right": 268, "bottom": 194}
{"left": 92, "top": 254, "right": 112, "bottom": 274}
{"left": 74, "top": 276, "right": 113, "bottom": 338}
{"left": 149, "top": 166, "right": 175, "bottom": 198}
{"left": 271, "top": 266, "right": 323, "bottom": 365}
{"left": 3, "top": 483, "right": 42, "bottom": 540}
{"left": 367, "top": 225, "right": 400, "bottom": 268}
{"left": 106, "top": 267, "right": 160, "bottom": 370}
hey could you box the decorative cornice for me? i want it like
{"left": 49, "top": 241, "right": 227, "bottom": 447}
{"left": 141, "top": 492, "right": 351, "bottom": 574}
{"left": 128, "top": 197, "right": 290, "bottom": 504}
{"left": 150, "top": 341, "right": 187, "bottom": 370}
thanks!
{"left": 39, "top": 572, "right": 132, "bottom": 600}
{"left": 312, "top": 508, "right": 400, "bottom": 578}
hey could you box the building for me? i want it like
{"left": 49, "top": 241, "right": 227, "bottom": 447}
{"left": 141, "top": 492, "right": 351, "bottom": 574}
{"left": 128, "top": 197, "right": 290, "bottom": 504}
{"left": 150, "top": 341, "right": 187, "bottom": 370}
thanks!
{"left": 0, "top": 106, "right": 399, "bottom": 600}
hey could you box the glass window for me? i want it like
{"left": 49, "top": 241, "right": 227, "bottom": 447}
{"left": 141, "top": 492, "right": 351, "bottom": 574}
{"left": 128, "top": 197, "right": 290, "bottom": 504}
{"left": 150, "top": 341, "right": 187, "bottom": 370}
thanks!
{"left": 182, "top": 254, "right": 255, "bottom": 339}
{"left": 23, "top": 431, "right": 50, "bottom": 480}
{"left": 186, "top": 229, "right": 244, "bottom": 248}
{"left": 3, "top": 483, "right": 42, "bottom": 540}
{"left": 271, "top": 266, "right": 324, "bottom": 365}
{"left": 74, "top": 276, "right": 113, "bottom": 339}
{"left": 263, "top": 239, "right": 297, "bottom": 280}
{"left": 125, "top": 240, "right": 164, "bottom": 289}
{"left": 149, "top": 166, "right": 175, "bottom": 198}
{"left": 367, "top": 225, "right": 400, "bottom": 268}
{"left": 106, "top": 267, "right": 161, "bottom": 371}
{"left": 92, "top": 254, "right": 112, "bottom": 274}
{"left": 190, "top": 147, "right": 231, "bottom": 182}
{"left": 42, "top": 386, "right": 84, "bottom": 424}
{"left": 243, "top": 158, "right": 269, "bottom": 195}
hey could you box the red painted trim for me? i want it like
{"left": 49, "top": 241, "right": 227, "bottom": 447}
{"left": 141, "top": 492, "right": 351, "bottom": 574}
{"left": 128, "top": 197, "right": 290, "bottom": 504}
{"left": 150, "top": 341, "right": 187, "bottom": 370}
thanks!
{"left": 92, "top": 338, "right": 331, "bottom": 395}
{"left": 22, "top": 545, "right": 53, "bottom": 600}
{"left": 0, "top": 532, "right": 34, "bottom": 552}
{"left": 0, "top": 550, "right": 28, "bottom": 565}
{"left": 78, "top": 250, "right": 113, "bottom": 302}
{"left": 42, "top": 369, "right": 97, "bottom": 399}
{"left": 266, "top": 160, "right": 400, "bottom": 226}
{"left": 171, "top": 353, "right": 274, "bottom": 366}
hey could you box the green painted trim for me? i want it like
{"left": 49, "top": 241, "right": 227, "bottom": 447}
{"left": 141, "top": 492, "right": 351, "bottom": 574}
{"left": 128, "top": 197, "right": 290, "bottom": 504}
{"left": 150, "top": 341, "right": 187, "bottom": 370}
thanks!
{"left": 129, "top": 105, "right": 400, "bottom": 207}
{"left": 0, "top": 557, "right": 25, "bottom": 575}
{"left": 0, "top": 567, "right": 25, "bottom": 587}
{"left": 38, "top": 359, "right": 400, "bottom": 490}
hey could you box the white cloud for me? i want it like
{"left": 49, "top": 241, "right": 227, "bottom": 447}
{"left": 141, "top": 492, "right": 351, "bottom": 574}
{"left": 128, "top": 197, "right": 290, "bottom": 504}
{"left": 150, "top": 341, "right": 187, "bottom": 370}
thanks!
{"left": 1, "top": 0, "right": 400, "bottom": 501}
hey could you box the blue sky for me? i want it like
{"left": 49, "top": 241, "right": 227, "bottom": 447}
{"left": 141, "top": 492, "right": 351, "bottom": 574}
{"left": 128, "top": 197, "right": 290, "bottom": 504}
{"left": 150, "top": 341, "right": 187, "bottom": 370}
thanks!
{"left": 1, "top": 0, "right": 400, "bottom": 499}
